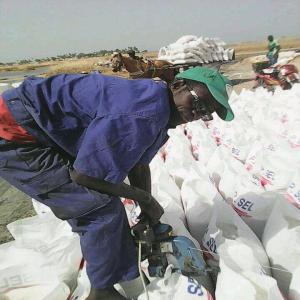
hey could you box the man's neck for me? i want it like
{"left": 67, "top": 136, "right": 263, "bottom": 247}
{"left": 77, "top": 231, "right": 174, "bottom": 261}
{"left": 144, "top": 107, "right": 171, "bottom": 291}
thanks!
{"left": 167, "top": 87, "right": 182, "bottom": 128}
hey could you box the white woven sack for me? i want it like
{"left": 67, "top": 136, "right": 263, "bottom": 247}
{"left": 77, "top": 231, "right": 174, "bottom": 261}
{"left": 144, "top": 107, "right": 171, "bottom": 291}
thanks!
{"left": 150, "top": 155, "right": 199, "bottom": 246}
{"left": 216, "top": 255, "right": 284, "bottom": 300}
{"left": 232, "top": 191, "right": 282, "bottom": 239}
{"left": 6, "top": 214, "right": 82, "bottom": 290}
{"left": 202, "top": 200, "right": 270, "bottom": 282}
{"left": 138, "top": 265, "right": 214, "bottom": 300}
{"left": 32, "top": 198, "right": 53, "bottom": 215}
{"left": 289, "top": 266, "right": 300, "bottom": 300}
{"left": 0, "top": 264, "right": 70, "bottom": 300}
{"left": 285, "top": 168, "right": 300, "bottom": 209}
{"left": 164, "top": 127, "right": 195, "bottom": 188}
{"left": 262, "top": 198, "right": 300, "bottom": 297}
{"left": 181, "top": 171, "right": 223, "bottom": 243}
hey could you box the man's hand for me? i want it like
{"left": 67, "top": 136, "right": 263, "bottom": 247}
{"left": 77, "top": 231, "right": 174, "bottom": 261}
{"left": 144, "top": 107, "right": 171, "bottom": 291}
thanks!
{"left": 138, "top": 196, "right": 164, "bottom": 225}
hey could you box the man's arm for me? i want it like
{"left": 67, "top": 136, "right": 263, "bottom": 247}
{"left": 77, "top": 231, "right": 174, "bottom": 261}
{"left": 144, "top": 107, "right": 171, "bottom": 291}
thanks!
{"left": 69, "top": 167, "right": 152, "bottom": 205}
{"left": 127, "top": 163, "right": 151, "bottom": 194}
{"left": 274, "top": 41, "right": 280, "bottom": 56}
{"left": 70, "top": 167, "right": 163, "bottom": 224}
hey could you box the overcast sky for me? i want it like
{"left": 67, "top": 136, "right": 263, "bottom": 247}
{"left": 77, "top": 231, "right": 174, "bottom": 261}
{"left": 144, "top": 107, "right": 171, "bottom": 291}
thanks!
{"left": 0, "top": 0, "right": 299, "bottom": 62}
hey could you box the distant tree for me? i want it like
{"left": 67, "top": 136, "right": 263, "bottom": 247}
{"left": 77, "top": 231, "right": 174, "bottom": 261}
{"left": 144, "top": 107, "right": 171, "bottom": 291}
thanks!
{"left": 76, "top": 53, "right": 86, "bottom": 59}
{"left": 18, "top": 59, "right": 32, "bottom": 65}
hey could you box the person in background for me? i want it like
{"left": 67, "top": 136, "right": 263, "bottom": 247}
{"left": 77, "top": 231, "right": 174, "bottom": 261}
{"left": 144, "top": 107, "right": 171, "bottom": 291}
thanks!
{"left": 127, "top": 49, "right": 141, "bottom": 60}
{"left": 267, "top": 35, "right": 280, "bottom": 65}
{"left": 0, "top": 67, "right": 233, "bottom": 299}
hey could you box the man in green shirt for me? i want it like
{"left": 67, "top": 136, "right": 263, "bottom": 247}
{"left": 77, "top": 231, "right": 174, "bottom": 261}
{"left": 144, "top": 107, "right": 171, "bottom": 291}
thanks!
{"left": 267, "top": 35, "right": 280, "bottom": 65}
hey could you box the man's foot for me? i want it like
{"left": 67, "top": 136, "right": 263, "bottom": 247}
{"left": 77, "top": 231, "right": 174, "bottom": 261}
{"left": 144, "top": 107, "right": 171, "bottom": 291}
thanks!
{"left": 86, "top": 286, "right": 127, "bottom": 300}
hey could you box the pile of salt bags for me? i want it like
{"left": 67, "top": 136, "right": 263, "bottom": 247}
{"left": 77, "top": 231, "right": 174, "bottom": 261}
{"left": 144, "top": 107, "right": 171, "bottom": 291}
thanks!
{"left": 158, "top": 35, "right": 235, "bottom": 65}
{"left": 0, "top": 205, "right": 82, "bottom": 300}
{"left": 156, "top": 84, "right": 300, "bottom": 299}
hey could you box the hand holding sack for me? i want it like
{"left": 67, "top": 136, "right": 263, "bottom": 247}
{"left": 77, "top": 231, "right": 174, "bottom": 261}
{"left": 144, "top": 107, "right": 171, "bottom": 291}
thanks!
{"left": 138, "top": 195, "right": 164, "bottom": 225}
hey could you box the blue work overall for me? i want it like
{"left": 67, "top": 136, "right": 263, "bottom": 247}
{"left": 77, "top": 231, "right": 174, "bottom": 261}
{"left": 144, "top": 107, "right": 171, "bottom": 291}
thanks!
{"left": 0, "top": 73, "right": 169, "bottom": 289}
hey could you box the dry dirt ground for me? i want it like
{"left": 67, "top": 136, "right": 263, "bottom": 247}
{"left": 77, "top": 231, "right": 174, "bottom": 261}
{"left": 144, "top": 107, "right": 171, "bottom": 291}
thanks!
{"left": 0, "top": 38, "right": 299, "bottom": 243}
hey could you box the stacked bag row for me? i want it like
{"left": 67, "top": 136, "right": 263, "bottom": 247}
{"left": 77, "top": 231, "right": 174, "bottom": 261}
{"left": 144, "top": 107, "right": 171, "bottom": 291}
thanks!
{"left": 158, "top": 35, "right": 235, "bottom": 65}
{"left": 153, "top": 83, "right": 300, "bottom": 299}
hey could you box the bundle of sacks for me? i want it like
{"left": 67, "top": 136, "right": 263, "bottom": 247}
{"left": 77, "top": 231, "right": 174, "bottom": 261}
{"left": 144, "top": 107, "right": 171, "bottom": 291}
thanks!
{"left": 151, "top": 84, "right": 300, "bottom": 299}
{"left": 158, "top": 35, "right": 235, "bottom": 65}
{"left": 1, "top": 84, "right": 300, "bottom": 299}
{"left": 0, "top": 207, "right": 82, "bottom": 300}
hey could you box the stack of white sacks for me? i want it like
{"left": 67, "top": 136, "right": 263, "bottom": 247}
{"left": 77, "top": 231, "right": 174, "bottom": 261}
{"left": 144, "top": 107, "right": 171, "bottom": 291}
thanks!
{"left": 0, "top": 207, "right": 82, "bottom": 300}
{"left": 140, "top": 84, "right": 300, "bottom": 299}
{"left": 1, "top": 83, "right": 300, "bottom": 299}
{"left": 158, "top": 35, "right": 235, "bottom": 65}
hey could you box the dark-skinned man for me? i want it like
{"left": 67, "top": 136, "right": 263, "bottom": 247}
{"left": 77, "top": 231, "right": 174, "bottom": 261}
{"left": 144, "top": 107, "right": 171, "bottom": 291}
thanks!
{"left": 0, "top": 67, "right": 234, "bottom": 299}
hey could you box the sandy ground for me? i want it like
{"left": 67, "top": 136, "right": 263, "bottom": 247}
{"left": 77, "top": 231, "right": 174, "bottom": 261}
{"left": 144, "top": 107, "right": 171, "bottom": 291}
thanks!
{"left": 0, "top": 39, "right": 300, "bottom": 244}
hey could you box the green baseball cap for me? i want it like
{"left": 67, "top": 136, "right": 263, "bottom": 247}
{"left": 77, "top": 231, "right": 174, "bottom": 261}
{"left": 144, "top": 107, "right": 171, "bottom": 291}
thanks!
{"left": 175, "top": 66, "right": 234, "bottom": 121}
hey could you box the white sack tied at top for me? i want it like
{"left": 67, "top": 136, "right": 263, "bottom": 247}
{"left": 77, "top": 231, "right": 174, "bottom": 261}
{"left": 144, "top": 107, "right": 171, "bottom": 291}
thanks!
{"left": 184, "top": 120, "right": 218, "bottom": 165}
{"left": 181, "top": 167, "right": 223, "bottom": 244}
{"left": 150, "top": 154, "right": 200, "bottom": 247}
{"left": 202, "top": 200, "right": 271, "bottom": 284}
{"left": 218, "top": 159, "right": 268, "bottom": 238}
{"left": 258, "top": 134, "right": 300, "bottom": 191}
{"left": 163, "top": 126, "right": 197, "bottom": 189}
{"left": 215, "top": 254, "right": 284, "bottom": 300}
{"left": 262, "top": 198, "right": 300, "bottom": 298}
{"left": 209, "top": 143, "right": 278, "bottom": 238}
{"left": 204, "top": 201, "right": 282, "bottom": 299}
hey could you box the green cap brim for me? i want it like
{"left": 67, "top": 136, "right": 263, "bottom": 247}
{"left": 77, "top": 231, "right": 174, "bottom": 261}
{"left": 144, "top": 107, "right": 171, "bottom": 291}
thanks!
{"left": 207, "top": 85, "right": 234, "bottom": 121}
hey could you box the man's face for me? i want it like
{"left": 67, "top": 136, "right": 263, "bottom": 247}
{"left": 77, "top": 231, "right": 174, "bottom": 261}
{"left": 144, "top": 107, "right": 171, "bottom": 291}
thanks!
{"left": 170, "top": 80, "right": 223, "bottom": 124}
